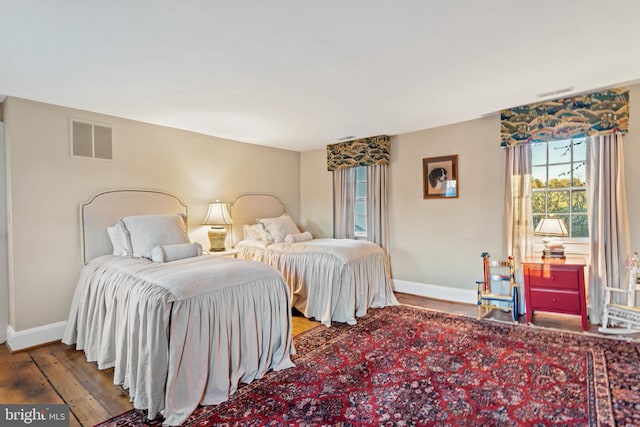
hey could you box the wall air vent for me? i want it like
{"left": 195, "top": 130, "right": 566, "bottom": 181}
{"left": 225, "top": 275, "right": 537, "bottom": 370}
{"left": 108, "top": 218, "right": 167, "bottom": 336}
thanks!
{"left": 70, "top": 119, "right": 112, "bottom": 159}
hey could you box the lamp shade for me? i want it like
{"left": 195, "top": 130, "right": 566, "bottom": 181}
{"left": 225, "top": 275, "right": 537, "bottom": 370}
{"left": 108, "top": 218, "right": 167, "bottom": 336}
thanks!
{"left": 534, "top": 217, "right": 568, "bottom": 237}
{"left": 202, "top": 201, "right": 234, "bottom": 226}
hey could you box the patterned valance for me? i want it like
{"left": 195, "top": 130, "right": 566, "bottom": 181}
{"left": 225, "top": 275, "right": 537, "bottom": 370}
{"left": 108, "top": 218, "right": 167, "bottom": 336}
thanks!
{"left": 327, "top": 135, "right": 390, "bottom": 171}
{"left": 500, "top": 87, "right": 629, "bottom": 146}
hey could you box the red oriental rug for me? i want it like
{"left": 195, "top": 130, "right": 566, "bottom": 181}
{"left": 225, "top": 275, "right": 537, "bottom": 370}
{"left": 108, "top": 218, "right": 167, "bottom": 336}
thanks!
{"left": 98, "top": 305, "right": 640, "bottom": 426}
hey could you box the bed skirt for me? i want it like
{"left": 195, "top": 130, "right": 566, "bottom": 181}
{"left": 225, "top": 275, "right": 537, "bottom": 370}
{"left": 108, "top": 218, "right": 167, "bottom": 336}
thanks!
{"left": 63, "top": 255, "right": 295, "bottom": 425}
{"left": 237, "top": 240, "right": 398, "bottom": 326}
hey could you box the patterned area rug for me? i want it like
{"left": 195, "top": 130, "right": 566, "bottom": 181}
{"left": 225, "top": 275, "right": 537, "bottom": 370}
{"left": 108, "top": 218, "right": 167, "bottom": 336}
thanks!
{"left": 98, "top": 305, "right": 640, "bottom": 426}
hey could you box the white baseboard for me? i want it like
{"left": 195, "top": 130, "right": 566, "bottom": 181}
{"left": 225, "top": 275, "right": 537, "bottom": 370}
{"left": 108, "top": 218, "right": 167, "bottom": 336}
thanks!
{"left": 392, "top": 279, "right": 477, "bottom": 305}
{"left": 392, "top": 279, "right": 528, "bottom": 315}
{"left": 6, "top": 321, "right": 67, "bottom": 351}
{"left": 0, "top": 329, "right": 6, "bottom": 344}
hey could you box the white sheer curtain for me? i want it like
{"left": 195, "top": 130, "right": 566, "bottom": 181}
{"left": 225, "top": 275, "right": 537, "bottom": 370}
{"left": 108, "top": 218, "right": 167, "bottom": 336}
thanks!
{"left": 332, "top": 167, "right": 355, "bottom": 239}
{"left": 366, "top": 164, "right": 389, "bottom": 251}
{"left": 504, "top": 143, "right": 534, "bottom": 305}
{"left": 587, "top": 133, "right": 631, "bottom": 324}
{"left": 332, "top": 164, "right": 388, "bottom": 251}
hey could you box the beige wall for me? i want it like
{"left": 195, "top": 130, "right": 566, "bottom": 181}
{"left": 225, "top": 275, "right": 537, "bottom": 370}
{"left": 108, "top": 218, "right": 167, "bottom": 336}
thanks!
{"left": 388, "top": 116, "right": 505, "bottom": 289}
{"left": 300, "top": 115, "right": 504, "bottom": 292}
{"left": 4, "top": 97, "right": 300, "bottom": 332}
{"left": 301, "top": 82, "right": 640, "bottom": 294}
{"left": 299, "top": 148, "right": 333, "bottom": 237}
{"left": 0, "top": 122, "right": 6, "bottom": 343}
{"left": 625, "top": 84, "right": 640, "bottom": 250}
{"left": 6, "top": 83, "right": 639, "bottom": 334}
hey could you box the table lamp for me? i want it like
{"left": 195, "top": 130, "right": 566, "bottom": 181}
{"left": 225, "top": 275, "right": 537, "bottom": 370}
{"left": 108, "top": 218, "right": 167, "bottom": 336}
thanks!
{"left": 202, "top": 200, "right": 234, "bottom": 251}
{"left": 534, "top": 216, "right": 568, "bottom": 259}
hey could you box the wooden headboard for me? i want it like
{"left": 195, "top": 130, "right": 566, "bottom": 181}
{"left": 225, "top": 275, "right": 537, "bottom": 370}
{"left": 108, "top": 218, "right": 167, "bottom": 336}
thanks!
{"left": 80, "top": 189, "right": 188, "bottom": 264}
{"left": 228, "top": 193, "right": 286, "bottom": 247}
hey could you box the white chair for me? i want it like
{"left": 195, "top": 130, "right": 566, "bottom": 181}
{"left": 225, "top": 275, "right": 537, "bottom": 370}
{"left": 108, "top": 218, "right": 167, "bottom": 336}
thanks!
{"left": 599, "top": 252, "right": 640, "bottom": 335}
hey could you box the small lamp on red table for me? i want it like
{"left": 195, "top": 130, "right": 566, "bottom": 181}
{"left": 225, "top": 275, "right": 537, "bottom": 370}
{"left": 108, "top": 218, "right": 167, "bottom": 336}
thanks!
{"left": 535, "top": 216, "right": 569, "bottom": 259}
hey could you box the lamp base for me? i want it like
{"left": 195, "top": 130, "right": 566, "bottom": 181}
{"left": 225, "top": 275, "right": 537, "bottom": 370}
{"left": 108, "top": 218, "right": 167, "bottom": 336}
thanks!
{"left": 208, "top": 226, "right": 227, "bottom": 252}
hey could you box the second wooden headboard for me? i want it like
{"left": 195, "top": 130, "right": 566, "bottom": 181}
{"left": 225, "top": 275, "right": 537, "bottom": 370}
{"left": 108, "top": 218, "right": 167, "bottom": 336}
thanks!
{"left": 228, "top": 193, "right": 286, "bottom": 247}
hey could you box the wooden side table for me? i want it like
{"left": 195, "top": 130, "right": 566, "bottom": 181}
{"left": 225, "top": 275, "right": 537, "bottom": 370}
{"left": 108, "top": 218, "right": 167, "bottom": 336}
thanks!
{"left": 522, "top": 257, "right": 588, "bottom": 331}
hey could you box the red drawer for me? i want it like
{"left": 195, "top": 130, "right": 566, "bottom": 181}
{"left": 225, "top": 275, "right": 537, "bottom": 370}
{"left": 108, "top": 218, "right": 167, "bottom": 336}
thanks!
{"left": 530, "top": 289, "right": 580, "bottom": 313}
{"left": 522, "top": 258, "right": 587, "bottom": 330}
{"left": 526, "top": 267, "right": 579, "bottom": 290}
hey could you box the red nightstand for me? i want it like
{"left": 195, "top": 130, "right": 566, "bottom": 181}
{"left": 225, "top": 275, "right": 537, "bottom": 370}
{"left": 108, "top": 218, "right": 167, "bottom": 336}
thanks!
{"left": 522, "top": 257, "right": 588, "bottom": 331}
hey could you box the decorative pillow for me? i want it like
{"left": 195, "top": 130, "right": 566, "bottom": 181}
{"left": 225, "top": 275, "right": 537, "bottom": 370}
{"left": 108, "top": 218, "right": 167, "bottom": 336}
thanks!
{"left": 243, "top": 223, "right": 271, "bottom": 242}
{"left": 284, "top": 231, "right": 313, "bottom": 244}
{"left": 236, "top": 239, "right": 269, "bottom": 249}
{"left": 151, "top": 242, "right": 202, "bottom": 263}
{"left": 257, "top": 214, "right": 301, "bottom": 244}
{"left": 106, "top": 223, "right": 131, "bottom": 256}
{"left": 119, "top": 214, "right": 190, "bottom": 259}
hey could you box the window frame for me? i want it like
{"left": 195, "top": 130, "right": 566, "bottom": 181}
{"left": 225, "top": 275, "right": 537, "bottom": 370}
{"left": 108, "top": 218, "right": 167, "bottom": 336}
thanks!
{"left": 353, "top": 166, "right": 367, "bottom": 238}
{"left": 531, "top": 137, "right": 588, "bottom": 243}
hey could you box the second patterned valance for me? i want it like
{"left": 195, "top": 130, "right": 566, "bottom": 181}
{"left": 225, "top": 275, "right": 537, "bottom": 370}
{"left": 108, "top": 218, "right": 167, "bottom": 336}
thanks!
{"left": 326, "top": 135, "right": 390, "bottom": 171}
{"left": 500, "top": 87, "right": 629, "bottom": 146}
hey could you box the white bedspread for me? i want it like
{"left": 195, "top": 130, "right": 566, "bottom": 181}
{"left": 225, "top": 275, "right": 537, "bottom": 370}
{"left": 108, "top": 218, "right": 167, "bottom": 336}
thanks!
{"left": 63, "top": 255, "right": 294, "bottom": 426}
{"left": 236, "top": 238, "right": 398, "bottom": 326}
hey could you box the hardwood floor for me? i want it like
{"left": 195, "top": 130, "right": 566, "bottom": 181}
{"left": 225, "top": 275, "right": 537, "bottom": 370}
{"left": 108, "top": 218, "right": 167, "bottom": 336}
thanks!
{"left": 0, "top": 293, "right": 614, "bottom": 426}
{"left": 395, "top": 292, "right": 604, "bottom": 334}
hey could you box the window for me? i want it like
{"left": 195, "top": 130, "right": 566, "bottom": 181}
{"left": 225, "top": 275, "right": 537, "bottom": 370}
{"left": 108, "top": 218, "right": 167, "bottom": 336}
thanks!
{"left": 531, "top": 138, "right": 588, "bottom": 238}
{"left": 354, "top": 166, "right": 367, "bottom": 237}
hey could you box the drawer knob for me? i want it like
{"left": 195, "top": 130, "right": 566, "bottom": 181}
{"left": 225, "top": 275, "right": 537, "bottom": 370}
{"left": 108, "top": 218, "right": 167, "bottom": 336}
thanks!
{"left": 550, "top": 276, "right": 555, "bottom": 280}
{"left": 552, "top": 298, "right": 557, "bottom": 302}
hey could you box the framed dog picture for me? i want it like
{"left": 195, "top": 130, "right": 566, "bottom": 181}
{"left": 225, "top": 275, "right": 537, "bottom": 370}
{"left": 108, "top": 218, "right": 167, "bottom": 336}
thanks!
{"left": 423, "top": 154, "right": 458, "bottom": 199}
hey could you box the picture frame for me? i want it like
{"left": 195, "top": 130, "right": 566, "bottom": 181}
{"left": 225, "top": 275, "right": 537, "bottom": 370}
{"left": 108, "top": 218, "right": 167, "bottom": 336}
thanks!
{"left": 423, "top": 154, "right": 458, "bottom": 199}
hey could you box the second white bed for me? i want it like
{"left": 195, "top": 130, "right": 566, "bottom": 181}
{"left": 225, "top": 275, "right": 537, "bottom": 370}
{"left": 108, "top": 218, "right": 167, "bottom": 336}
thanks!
{"left": 230, "top": 193, "right": 398, "bottom": 326}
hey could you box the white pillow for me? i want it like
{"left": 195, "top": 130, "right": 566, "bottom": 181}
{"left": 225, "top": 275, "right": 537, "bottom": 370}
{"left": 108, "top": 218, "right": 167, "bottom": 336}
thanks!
{"left": 106, "top": 223, "right": 131, "bottom": 256}
{"left": 284, "top": 231, "right": 313, "bottom": 244}
{"left": 258, "top": 214, "right": 301, "bottom": 244}
{"left": 243, "top": 223, "right": 271, "bottom": 242}
{"left": 151, "top": 242, "right": 202, "bottom": 263}
{"left": 119, "top": 214, "right": 190, "bottom": 259}
{"left": 236, "top": 239, "right": 269, "bottom": 249}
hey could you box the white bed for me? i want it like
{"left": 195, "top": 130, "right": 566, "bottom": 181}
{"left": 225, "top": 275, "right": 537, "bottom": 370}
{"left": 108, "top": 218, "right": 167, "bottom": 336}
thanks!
{"left": 229, "top": 193, "right": 398, "bottom": 327}
{"left": 62, "top": 189, "right": 294, "bottom": 426}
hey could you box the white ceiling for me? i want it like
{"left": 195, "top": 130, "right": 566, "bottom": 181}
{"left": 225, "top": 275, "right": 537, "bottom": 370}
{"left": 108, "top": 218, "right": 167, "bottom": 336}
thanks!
{"left": 2, "top": 1, "right": 640, "bottom": 152}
